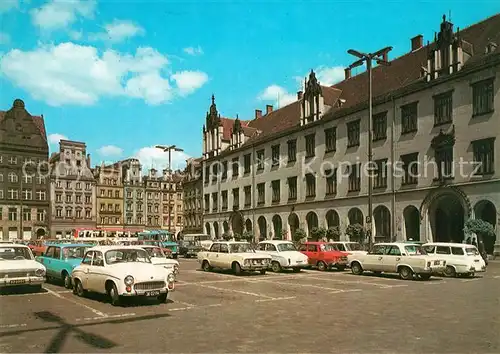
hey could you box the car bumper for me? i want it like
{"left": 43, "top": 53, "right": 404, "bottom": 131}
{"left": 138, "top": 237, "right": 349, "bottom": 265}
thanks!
{"left": 121, "top": 288, "right": 169, "bottom": 297}
{"left": 328, "top": 262, "right": 348, "bottom": 268}
{"left": 284, "top": 263, "right": 308, "bottom": 269}
{"left": 241, "top": 265, "right": 269, "bottom": 271}
{"left": 0, "top": 276, "right": 45, "bottom": 287}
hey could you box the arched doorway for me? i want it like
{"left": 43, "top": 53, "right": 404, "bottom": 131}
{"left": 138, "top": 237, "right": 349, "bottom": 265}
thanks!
{"left": 205, "top": 222, "right": 211, "bottom": 237}
{"left": 245, "top": 219, "right": 252, "bottom": 232}
{"left": 430, "top": 194, "right": 465, "bottom": 242}
{"left": 348, "top": 208, "right": 364, "bottom": 225}
{"left": 403, "top": 205, "right": 420, "bottom": 241}
{"left": 374, "top": 205, "right": 391, "bottom": 242}
{"left": 36, "top": 228, "right": 46, "bottom": 239}
{"left": 223, "top": 221, "right": 229, "bottom": 234}
{"left": 213, "top": 222, "right": 219, "bottom": 239}
{"left": 474, "top": 200, "right": 497, "bottom": 254}
{"left": 272, "top": 215, "right": 283, "bottom": 239}
{"left": 288, "top": 213, "right": 299, "bottom": 239}
{"left": 306, "top": 211, "right": 318, "bottom": 237}
{"left": 258, "top": 216, "right": 267, "bottom": 240}
{"left": 326, "top": 210, "right": 340, "bottom": 228}
{"left": 230, "top": 212, "right": 244, "bottom": 236}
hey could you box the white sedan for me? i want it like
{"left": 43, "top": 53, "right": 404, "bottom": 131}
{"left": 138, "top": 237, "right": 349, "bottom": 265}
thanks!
{"left": 141, "top": 245, "right": 179, "bottom": 282}
{"left": 257, "top": 240, "right": 309, "bottom": 272}
{"left": 0, "top": 244, "right": 46, "bottom": 290}
{"left": 71, "top": 245, "right": 173, "bottom": 306}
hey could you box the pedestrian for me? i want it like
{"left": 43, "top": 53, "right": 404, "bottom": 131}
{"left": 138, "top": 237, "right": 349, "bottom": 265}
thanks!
{"left": 472, "top": 238, "right": 477, "bottom": 247}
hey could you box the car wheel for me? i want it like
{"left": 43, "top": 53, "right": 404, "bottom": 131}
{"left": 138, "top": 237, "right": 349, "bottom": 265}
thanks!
{"left": 108, "top": 282, "right": 120, "bottom": 306}
{"left": 271, "top": 261, "right": 282, "bottom": 273}
{"left": 62, "top": 272, "right": 72, "bottom": 289}
{"left": 317, "top": 261, "right": 327, "bottom": 271}
{"left": 467, "top": 272, "right": 475, "bottom": 278}
{"left": 260, "top": 270, "right": 266, "bottom": 275}
{"left": 173, "top": 254, "right": 178, "bottom": 259}
{"left": 232, "top": 262, "right": 242, "bottom": 275}
{"left": 351, "top": 262, "right": 363, "bottom": 275}
{"left": 336, "top": 265, "right": 346, "bottom": 271}
{"left": 372, "top": 271, "right": 382, "bottom": 275}
{"left": 399, "top": 266, "right": 413, "bottom": 280}
{"left": 292, "top": 267, "right": 301, "bottom": 273}
{"left": 157, "top": 293, "right": 168, "bottom": 303}
{"left": 74, "top": 279, "right": 85, "bottom": 297}
{"left": 202, "top": 260, "right": 212, "bottom": 272}
{"left": 444, "top": 266, "right": 457, "bottom": 277}
{"left": 419, "top": 274, "right": 432, "bottom": 280}
{"left": 31, "top": 284, "right": 42, "bottom": 292}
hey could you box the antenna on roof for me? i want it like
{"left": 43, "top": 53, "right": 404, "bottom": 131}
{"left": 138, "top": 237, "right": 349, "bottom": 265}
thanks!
{"left": 448, "top": 10, "right": 451, "bottom": 22}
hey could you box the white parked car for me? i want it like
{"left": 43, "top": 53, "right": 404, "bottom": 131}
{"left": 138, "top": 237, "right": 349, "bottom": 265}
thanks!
{"left": 71, "top": 246, "right": 174, "bottom": 306}
{"left": 197, "top": 241, "right": 272, "bottom": 275}
{"left": 141, "top": 245, "right": 180, "bottom": 281}
{"left": 256, "top": 240, "right": 309, "bottom": 272}
{"left": 0, "top": 244, "right": 46, "bottom": 290}
{"left": 423, "top": 242, "right": 486, "bottom": 277}
{"left": 330, "top": 241, "right": 367, "bottom": 256}
{"left": 348, "top": 243, "right": 446, "bottom": 280}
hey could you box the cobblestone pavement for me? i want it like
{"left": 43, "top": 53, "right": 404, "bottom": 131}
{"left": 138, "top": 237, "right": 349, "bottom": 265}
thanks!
{"left": 0, "top": 259, "right": 499, "bottom": 353}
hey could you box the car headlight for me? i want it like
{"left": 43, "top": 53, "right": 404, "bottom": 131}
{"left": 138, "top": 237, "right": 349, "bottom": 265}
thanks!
{"left": 124, "top": 275, "right": 134, "bottom": 285}
{"left": 35, "top": 268, "right": 45, "bottom": 277}
{"left": 173, "top": 264, "right": 179, "bottom": 274}
{"left": 167, "top": 273, "right": 175, "bottom": 283}
{"left": 244, "top": 259, "right": 250, "bottom": 265}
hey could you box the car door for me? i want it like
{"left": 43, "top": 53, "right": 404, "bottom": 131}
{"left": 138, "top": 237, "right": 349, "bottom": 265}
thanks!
{"left": 435, "top": 246, "right": 451, "bottom": 265}
{"left": 88, "top": 251, "right": 106, "bottom": 293}
{"left": 78, "top": 251, "right": 93, "bottom": 289}
{"left": 207, "top": 243, "right": 220, "bottom": 267}
{"left": 307, "top": 244, "right": 319, "bottom": 264}
{"left": 364, "top": 245, "right": 387, "bottom": 270}
{"left": 381, "top": 246, "right": 402, "bottom": 272}
{"left": 43, "top": 246, "right": 57, "bottom": 278}
{"left": 218, "top": 243, "right": 230, "bottom": 268}
{"left": 265, "top": 243, "right": 278, "bottom": 259}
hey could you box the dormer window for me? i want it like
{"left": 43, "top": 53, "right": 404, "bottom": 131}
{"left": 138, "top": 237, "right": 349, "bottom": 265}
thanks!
{"left": 300, "top": 70, "right": 324, "bottom": 126}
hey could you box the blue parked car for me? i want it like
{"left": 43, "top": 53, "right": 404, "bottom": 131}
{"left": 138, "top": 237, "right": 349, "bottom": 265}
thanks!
{"left": 35, "top": 243, "right": 90, "bottom": 288}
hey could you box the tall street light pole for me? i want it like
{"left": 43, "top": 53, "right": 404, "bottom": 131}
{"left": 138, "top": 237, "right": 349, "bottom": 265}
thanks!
{"left": 347, "top": 46, "right": 392, "bottom": 248}
{"left": 155, "top": 145, "right": 184, "bottom": 236}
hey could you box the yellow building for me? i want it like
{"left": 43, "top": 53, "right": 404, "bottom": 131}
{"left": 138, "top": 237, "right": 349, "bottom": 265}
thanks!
{"left": 94, "top": 164, "right": 124, "bottom": 230}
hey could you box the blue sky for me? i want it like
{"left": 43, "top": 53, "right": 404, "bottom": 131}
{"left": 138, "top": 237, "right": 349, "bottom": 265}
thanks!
{"left": 0, "top": 0, "right": 498, "bottom": 170}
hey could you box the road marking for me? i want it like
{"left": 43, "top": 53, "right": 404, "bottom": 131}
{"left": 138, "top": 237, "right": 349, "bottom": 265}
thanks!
{"left": 460, "top": 278, "right": 481, "bottom": 282}
{"left": 329, "top": 289, "right": 363, "bottom": 294}
{"left": 168, "top": 307, "right": 192, "bottom": 312}
{"left": 75, "top": 313, "right": 135, "bottom": 322}
{"left": 44, "top": 287, "right": 108, "bottom": 318}
{"left": 494, "top": 275, "right": 500, "bottom": 279}
{"left": 303, "top": 276, "right": 396, "bottom": 288}
{"left": 173, "top": 300, "right": 197, "bottom": 307}
{"left": 424, "top": 281, "right": 447, "bottom": 285}
{"left": 0, "top": 323, "right": 27, "bottom": 329}
{"left": 193, "top": 283, "right": 275, "bottom": 299}
{"left": 0, "top": 292, "right": 49, "bottom": 297}
{"left": 255, "top": 279, "right": 347, "bottom": 292}
{"left": 255, "top": 296, "right": 296, "bottom": 303}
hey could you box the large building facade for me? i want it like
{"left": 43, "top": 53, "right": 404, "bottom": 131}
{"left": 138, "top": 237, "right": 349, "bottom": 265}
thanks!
{"left": 95, "top": 164, "right": 124, "bottom": 229}
{"left": 0, "top": 99, "right": 50, "bottom": 240}
{"left": 201, "top": 15, "right": 500, "bottom": 253}
{"left": 183, "top": 157, "right": 203, "bottom": 234}
{"left": 120, "top": 158, "right": 145, "bottom": 230}
{"left": 160, "top": 170, "right": 184, "bottom": 236}
{"left": 49, "top": 140, "right": 97, "bottom": 238}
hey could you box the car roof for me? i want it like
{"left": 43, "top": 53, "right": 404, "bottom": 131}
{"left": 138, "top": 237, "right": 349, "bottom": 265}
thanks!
{"left": 375, "top": 242, "right": 420, "bottom": 247}
{"left": 85, "top": 245, "right": 147, "bottom": 252}
{"left": 330, "top": 241, "right": 358, "bottom": 244}
{"left": 423, "top": 242, "right": 473, "bottom": 247}
{"left": 46, "top": 243, "right": 90, "bottom": 248}
{"left": 302, "top": 241, "right": 327, "bottom": 245}
{"left": 0, "top": 243, "right": 29, "bottom": 248}
{"left": 258, "top": 240, "right": 292, "bottom": 244}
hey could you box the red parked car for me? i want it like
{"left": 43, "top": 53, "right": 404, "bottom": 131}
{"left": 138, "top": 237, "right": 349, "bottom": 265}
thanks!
{"left": 299, "top": 242, "right": 348, "bottom": 271}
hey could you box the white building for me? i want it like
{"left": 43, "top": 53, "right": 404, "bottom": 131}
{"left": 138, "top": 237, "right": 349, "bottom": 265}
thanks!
{"left": 201, "top": 15, "right": 500, "bottom": 254}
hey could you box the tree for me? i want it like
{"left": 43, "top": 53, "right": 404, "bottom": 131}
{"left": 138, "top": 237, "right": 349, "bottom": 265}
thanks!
{"left": 310, "top": 227, "right": 327, "bottom": 241}
{"left": 242, "top": 230, "right": 254, "bottom": 242}
{"left": 293, "top": 228, "right": 307, "bottom": 245}
{"left": 346, "top": 224, "right": 365, "bottom": 243}
{"left": 326, "top": 226, "right": 341, "bottom": 241}
{"left": 280, "top": 229, "right": 288, "bottom": 240}
{"left": 233, "top": 233, "right": 242, "bottom": 241}
{"left": 222, "top": 232, "right": 232, "bottom": 241}
{"left": 463, "top": 219, "right": 495, "bottom": 253}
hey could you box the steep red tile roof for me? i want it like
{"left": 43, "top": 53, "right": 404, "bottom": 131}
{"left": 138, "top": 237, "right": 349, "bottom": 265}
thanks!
{"left": 220, "top": 117, "right": 252, "bottom": 141}
{"left": 0, "top": 110, "right": 47, "bottom": 141}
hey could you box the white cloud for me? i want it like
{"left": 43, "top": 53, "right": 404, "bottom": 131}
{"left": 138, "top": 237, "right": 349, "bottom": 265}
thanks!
{"left": 0, "top": 0, "right": 18, "bottom": 13}
{"left": 258, "top": 84, "right": 296, "bottom": 108}
{"left": 68, "top": 30, "right": 82, "bottom": 40}
{"left": 134, "top": 146, "right": 190, "bottom": 172}
{"left": 97, "top": 145, "right": 123, "bottom": 157}
{"left": 295, "top": 66, "right": 345, "bottom": 87}
{"left": 183, "top": 46, "right": 203, "bottom": 56}
{"left": 0, "top": 42, "right": 207, "bottom": 106}
{"left": 47, "top": 133, "right": 68, "bottom": 145}
{"left": 30, "top": 0, "right": 96, "bottom": 31}
{"left": 90, "top": 20, "right": 145, "bottom": 43}
{"left": 171, "top": 71, "right": 208, "bottom": 96}
{"left": 0, "top": 32, "right": 10, "bottom": 44}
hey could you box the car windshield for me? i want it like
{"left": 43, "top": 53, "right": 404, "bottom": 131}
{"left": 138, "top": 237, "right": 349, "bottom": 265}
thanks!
{"left": 277, "top": 243, "right": 296, "bottom": 252}
{"left": 404, "top": 245, "right": 427, "bottom": 255}
{"left": 0, "top": 247, "right": 33, "bottom": 260}
{"left": 345, "top": 243, "right": 362, "bottom": 251}
{"left": 465, "top": 247, "right": 480, "bottom": 256}
{"left": 62, "top": 247, "right": 88, "bottom": 259}
{"left": 143, "top": 247, "right": 166, "bottom": 258}
{"left": 230, "top": 243, "right": 254, "bottom": 253}
{"left": 105, "top": 249, "right": 151, "bottom": 264}
{"left": 321, "top": 244, "right": 338, "bottom": 251}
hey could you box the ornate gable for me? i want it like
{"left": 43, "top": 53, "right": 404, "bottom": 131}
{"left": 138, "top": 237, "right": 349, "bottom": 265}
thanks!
{"left": 205, "top": 94, "right": 221, "bottom": 131}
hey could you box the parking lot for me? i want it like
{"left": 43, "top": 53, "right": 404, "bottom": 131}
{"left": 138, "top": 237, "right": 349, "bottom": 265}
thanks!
{"left": 1, "top": 259, "right": 499, "bottom": 353}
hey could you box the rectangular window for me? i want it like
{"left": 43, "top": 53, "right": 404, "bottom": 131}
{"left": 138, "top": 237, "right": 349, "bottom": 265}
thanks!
{"left": 204, "top": 166, "right": 209, "bottom": 183}
{"left": 23, "top": 208, "right": 31, "bottom": 221}
{"left": 324, "top": 127, "right": 336, "bottom": 152}
{"left": 22, "top": 189, "right": 32, "bottom": 200}
{"left": 212, "top": 163, "right": 218, "bottom": 180}
{"left": 401, "top": 153, "right": 419, "bottom": 185}
{"left": 232, "top": 157, "right": 239, "bottom": 177}
{"left": 372, "top": 112, "right": 387, "bottom": 141}
{"left": 232, "top": 188, "right": 239, "bottom": 209}
{"left": 256, "top": 149, "right": 265, "bottom": 170}
{"left": 373, "top": 159, "right": 388, "bottom": 189}
{"left": 401, "top": 102, "right": 418, "bottom": 134}
{"left": 435, "top": 147, "right": 454, "bottom": 179}
{"left": 305, "top": 134, "right": 315, "bottom": 157}
{"left": 287, "top": 139, "right": 297, "bottom": 162}
{"left": 434, "top": 91, "right": 453, "bottom": 125}
{"left": 271, "top": 180, "right": 280, "bottom": 203}
{"left": 347, "top": 120, "right": 360, "bottom": 147}
{"left": 288, "top": 177, "right": 297, "bottom": 200}
{"left": 222, "top": 161, "right": 227, "bottom": 180}
{"left": 244, "top": 186, "right": 251, "bottom": 207}
{"left": 257, "top": 183, "right": 265, "bottom": 205}
{"left": 204, "top": 194, "right": 209, "bottom": 212}
{"left": 37, "top": 191, "right": 47, "bottom": 200}
{"left": 271, "top": 145, "right": 280, "bottom": 166}
{"left": 348, "top": 164, "right": 361, "bottom": 192}
{"left": 37, "top": 209, "right": 45, "bottom": 222}
{"left": 325, "top": 169, "right": 337, "bottom": 196}
{"left": 8, "top": 189, "right": 18, "bottom": 200}
{"left": 472, "top": 79, "right": 494, "bottom": 116}
{"left": 8, "top": 208, "right": 17, "bottom": 221}
{"left": 221, "top": 191, "right": 228, "bottom": 210}
{"left": 305, "top": 173, "right": 316, "bottom": 197}
{"left": 211, "top": 193, "right": 218, "bottom": 212}
{"left": 472, "top": 138, "right": 495, "bottom": 175}
{"left": 243, "top": 154, "right": 251, "bottom": 173}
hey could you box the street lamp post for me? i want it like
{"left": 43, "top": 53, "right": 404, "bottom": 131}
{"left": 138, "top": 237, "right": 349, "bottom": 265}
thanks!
{"left": 347, "top": 46, "right": 392, "bottom": 248}
{"left": 155, "top": 145, "right": 184, "bottom": 235}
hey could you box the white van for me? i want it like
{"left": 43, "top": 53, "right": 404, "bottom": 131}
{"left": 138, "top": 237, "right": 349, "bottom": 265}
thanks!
{"left": 422, "top": 242, "right": 486, "bottom": 277}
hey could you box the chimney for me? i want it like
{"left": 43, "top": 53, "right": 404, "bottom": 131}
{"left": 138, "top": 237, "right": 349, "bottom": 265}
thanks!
{"left": 266, "top": 104, "right": 273, "bottom": 114}
{"left": 382, "top": 52, "right": 388, "bottom": 62}
{"left": 411, "top": 35, "right": 423, "bottom": 51}
{"left": 297, "top": 91, "right": 303, "bottom": 100}
{"left": 86, "top": 154, "right": 91, "bottom": 167}
{"left": 344, "top": 68, "right": 351, "bottom": 80}
{"left": 255, "top": 109, "right": 262, "bottom": 119}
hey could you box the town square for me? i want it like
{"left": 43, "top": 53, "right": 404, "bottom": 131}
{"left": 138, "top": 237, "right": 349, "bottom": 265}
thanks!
{"left": 0, "top": 0, "right": 499, "bottom": 353}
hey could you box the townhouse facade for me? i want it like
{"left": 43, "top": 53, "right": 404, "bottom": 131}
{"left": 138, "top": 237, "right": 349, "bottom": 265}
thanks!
{"left": 183, "top": 157, "right": 204, "bottom": 234}
{"left": 160, "top": 170, "right": 184, "bottom": 236}
{"left": 49, "top": 140, "right": 97, "bottom": 238}
{"left": 120, "top": 158, "right": 146, "bottom": 230}
{"left": 201, "top": 15, "right": 500, "bottom": 254}
{"left": 143, "top": 169, "right": 162, "bottom": 228}
{"left": 0, "top": 99, "right": 50, "bottom": 240}
{"left": 94, "top": 164, "right": 124, "bottom": 229}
